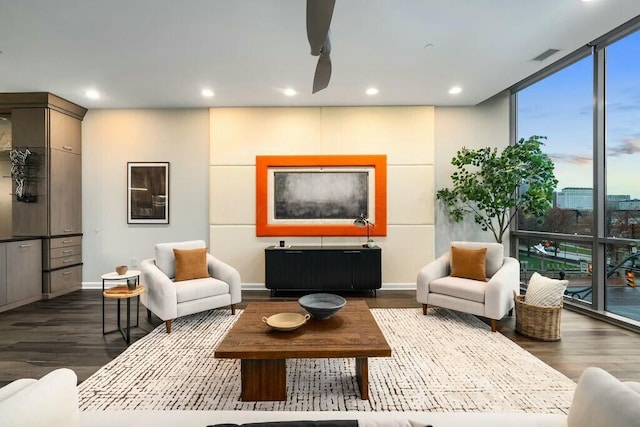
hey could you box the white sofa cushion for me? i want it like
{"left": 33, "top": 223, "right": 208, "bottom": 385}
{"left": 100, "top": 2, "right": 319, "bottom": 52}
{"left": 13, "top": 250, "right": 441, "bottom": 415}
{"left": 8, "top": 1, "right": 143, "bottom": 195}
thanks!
{"left": 429, "top": 276, "right": 487, "bottom": 303}
{"left": 625, "top": 381, "right": 640, "bottom": 393}
{"left": 176, "top": 277, "right": 230, "bottom": 304}
{"left": 0, "top": 378, "right": 36, "bottom": 402}
{"left": 451, "top": 241, "right": 504, "bottom": 277}
{"left": 0, "top": 368, "right": 78, "bottom": 427}
{"left": 155, "top": 240, "right": 206, "bottom": 279}
{"left": 567, "top": 366, "right": 640, "bottom": 427}
{"left": 525, "top": 272, "right": 568, "bottom": 306}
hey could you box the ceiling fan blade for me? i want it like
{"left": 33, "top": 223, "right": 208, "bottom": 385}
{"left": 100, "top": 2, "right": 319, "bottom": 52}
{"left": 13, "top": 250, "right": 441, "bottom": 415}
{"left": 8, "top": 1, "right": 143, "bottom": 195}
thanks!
{"left": 312, "top": 51, "right": 332, "bottom": 94}
{"left": 307, "top": 0, "right": 335, "bottom": 56}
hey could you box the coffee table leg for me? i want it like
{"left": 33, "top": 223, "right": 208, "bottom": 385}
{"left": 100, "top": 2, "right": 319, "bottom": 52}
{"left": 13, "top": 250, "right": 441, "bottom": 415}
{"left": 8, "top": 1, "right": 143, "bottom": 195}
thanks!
{"left": 240, "top": 359, "right": 286, "bottom": 401}
{"left": 355, "top": 357, "right": 369, "bottom": 400}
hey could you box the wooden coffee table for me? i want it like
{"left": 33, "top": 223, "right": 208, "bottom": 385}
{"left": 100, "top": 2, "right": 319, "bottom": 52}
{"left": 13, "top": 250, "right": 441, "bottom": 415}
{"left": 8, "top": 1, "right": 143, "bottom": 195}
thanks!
{"left": 214, "top": 299, "right": 391, "bottom": 401}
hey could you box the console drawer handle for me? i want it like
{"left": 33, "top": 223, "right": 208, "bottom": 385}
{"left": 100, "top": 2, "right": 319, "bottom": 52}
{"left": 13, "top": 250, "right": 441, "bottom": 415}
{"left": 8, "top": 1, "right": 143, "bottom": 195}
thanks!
{"left": 63, "top": 259, "right": 72, "bottom": 263}
{"left": 19, "top": 244, "right": 32, "bottom": 248}
{"left": 284, "top": 250, "right": 303, "bottom": 254}
{"left": 62, "top": 250, "right": 73, "bottom": 254}
{"left": 62, "top": 145, "right": 73, "bottom": 151}
{"left": 62, "top": 271, "right": 72, "bottom": 276}
{"left": 64, "top": 229, "right": 73, "bottom": 232}
{"left": 344, "top": 250, "right": 361, "bottom": 254}
{"left": 62, "top": 240, "right": 72, "bottom": 244}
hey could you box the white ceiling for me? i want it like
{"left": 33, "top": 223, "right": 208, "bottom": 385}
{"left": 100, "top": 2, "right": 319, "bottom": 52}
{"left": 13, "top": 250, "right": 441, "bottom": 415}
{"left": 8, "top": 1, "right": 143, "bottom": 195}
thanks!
{"left": 1, "top": 1, "right": 639, "bottom": 109}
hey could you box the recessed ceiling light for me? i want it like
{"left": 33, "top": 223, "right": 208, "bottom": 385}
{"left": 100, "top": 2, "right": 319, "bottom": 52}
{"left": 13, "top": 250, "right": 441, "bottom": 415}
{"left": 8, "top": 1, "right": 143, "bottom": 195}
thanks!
{"left": 201, "top": 89, "right": 214, "bottom": 97}
{"left": 448, "top": 86, "right": 462, "bottom": 95}
{"left": 366, "top": 88, "right": 379, "bottom": 96}
{"left": 85, "top": 89, "right": 100, "bottom": 100}
{"left": 284, "top": 88, "right": 297, "bottom": 97}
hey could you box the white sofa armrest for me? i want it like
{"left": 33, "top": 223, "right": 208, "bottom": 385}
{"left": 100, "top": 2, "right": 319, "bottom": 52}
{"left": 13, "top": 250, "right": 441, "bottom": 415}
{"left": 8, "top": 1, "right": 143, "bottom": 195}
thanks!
{"left": 484, "top": 256, "right": 520, "bottom": 320}
{"left": 568, "top": 367, "right": 640, "bottom": 427}
{"left": 416, "top": 253, "right": 450, "bottom": 304}
{"left": 140, "top": 258, "right": 179, "bottom": 321}
{"left": 0, "top": 368, "right": 78, "bottom": 427}
{"left": 207, "top": 254, "right": 242, "bottom": 304}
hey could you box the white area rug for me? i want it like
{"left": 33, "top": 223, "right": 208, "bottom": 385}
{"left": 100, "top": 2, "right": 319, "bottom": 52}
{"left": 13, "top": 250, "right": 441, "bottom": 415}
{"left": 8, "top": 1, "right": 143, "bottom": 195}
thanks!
{"left": 79, "top": 308, "right": 576, "bottom": 413}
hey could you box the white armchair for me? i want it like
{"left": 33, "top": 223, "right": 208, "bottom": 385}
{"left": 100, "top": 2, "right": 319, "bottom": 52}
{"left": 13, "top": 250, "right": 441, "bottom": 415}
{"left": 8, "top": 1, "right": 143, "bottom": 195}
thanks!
{"left": 140, "top": 240, "right": 241, "bottom": 333}
{"left": 416, "top": 241, "right": 520, "bottom": 332}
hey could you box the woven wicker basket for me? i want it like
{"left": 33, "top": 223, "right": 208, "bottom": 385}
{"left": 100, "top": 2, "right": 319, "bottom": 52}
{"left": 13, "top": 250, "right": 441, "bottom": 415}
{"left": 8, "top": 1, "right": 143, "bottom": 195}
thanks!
{"left": 514, "top": 292, "right": 562, "bottom": 341}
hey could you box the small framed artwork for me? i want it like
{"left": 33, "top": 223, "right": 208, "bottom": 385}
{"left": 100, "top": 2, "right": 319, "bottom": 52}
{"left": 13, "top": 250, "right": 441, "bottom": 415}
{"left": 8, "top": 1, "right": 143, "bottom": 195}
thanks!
{"left": 127, "top": 162, "right": 169, "bottom": 224}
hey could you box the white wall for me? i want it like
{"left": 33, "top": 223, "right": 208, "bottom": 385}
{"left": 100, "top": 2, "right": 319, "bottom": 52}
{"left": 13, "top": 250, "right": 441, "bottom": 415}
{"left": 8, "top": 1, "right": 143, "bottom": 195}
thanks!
{"left": 433, "top": 91, "right": 511, "bottom": 257}
{"left": 79, "top": 99, "right": 511, "bottom": 287}
{"left": 209, "top": 106, "right": 436, "bottom": 287}
{"left": 82, "top": 109, "right": 210, "bottom": 283}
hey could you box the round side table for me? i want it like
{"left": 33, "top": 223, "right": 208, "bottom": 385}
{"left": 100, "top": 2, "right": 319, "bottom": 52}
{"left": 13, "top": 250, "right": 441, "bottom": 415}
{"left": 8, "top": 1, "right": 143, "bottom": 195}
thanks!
{"left": 101, "top": 270, "right": 142, "bottom": 344}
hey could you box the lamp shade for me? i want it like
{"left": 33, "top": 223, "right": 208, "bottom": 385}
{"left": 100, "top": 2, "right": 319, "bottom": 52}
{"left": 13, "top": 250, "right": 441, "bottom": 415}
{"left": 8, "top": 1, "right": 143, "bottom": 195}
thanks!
{"left": 353, "top": 215, "right": 368, "bottom": 227}
{"left": 353, "top": 213, "right": 373, "bottom": 242}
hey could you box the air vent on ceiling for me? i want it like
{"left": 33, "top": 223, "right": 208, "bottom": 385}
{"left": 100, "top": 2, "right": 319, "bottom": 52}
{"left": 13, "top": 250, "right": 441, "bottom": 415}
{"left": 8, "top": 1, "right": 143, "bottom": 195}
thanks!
{"left": 532, "top": 49, "right": 560, "bottom": 62}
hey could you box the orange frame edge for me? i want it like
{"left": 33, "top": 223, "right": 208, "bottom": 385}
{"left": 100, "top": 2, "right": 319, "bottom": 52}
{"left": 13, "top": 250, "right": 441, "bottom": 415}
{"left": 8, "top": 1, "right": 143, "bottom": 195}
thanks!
{"left": 256, "top": 155, "right": 387, "bottom": 237}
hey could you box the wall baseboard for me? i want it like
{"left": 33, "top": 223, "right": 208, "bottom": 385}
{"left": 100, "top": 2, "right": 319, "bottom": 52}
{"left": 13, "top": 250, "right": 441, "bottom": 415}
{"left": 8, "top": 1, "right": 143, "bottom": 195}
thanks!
{"left": 82, "top": 282, "right": 416, "bottom": 291}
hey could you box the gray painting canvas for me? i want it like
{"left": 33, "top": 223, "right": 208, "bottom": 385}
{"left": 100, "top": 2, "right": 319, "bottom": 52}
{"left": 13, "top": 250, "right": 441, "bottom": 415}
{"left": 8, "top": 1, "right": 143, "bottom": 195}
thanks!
{"left": 274, "top": 171, "right": 368, "bottom": 219}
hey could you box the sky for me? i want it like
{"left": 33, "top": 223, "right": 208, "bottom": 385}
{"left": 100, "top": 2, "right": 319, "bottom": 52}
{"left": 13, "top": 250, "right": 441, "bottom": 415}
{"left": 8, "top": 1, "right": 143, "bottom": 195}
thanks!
{"left": 517, "top": 30, "right": 640, "bottom": 199}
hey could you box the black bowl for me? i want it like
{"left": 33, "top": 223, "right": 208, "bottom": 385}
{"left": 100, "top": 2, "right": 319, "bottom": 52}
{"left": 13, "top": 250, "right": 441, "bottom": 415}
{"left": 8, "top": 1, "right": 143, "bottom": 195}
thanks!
{"left": 298, "top": 293, "right": 347, "bottom": 320}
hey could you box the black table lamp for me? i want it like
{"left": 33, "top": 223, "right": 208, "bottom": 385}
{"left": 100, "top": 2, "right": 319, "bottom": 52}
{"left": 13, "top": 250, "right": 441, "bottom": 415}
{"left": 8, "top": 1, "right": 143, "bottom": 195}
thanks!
{"left": 353, "top": 213, "right": 374, "bottom": 246}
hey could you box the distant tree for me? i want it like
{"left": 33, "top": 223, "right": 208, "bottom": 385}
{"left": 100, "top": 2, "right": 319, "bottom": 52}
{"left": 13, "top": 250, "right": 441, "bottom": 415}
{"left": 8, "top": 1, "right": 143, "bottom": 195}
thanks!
{"left": 541, "top": 207, "right": 579, "bottom": 234}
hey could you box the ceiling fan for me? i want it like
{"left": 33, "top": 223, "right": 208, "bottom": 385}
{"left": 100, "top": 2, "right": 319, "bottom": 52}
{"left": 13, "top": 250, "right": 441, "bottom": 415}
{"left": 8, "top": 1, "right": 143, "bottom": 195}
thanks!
{"left": 306, "top": 0, "right": 336, "bottom": 93}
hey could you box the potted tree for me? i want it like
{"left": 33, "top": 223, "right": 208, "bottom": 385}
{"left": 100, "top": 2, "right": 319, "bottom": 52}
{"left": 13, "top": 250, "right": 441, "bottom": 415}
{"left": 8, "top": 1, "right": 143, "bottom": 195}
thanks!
{"left": 437, "top": 135, "right": 557, "bottom": 243}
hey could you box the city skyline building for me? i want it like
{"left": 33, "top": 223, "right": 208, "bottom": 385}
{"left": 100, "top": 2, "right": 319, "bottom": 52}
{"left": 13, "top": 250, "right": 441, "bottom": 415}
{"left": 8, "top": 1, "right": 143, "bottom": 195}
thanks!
{"left": 554, "top": 187, "right": 636, "bottom": 210}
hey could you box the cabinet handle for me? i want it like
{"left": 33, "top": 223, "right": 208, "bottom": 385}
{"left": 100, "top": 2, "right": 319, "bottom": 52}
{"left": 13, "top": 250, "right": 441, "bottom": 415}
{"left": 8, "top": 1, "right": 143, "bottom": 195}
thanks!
{"left": 62, "top": 145, "right": 73, "bottom": 151}
{"left": 19, "top": 244, "right": 32, "bottom": 248}
{"left": 64, "top": 229, "right": 73, "bottom": 232}
{"left": 343, "top": 250, "right": 362, "bottom": 254}
{"left": 62, "top": 240, "right": 72, "bottom": 244}
{"left": 284, "top": 250, "right": 303, "bottom": 254}
{"left": 63, "top": 259, "right": 72, "bottom": 263}
{"left": 62, "top": 250, "right": 73, "bottom": 254}
{"left": 62, "top": 271, "right": 72, "bottom": 276}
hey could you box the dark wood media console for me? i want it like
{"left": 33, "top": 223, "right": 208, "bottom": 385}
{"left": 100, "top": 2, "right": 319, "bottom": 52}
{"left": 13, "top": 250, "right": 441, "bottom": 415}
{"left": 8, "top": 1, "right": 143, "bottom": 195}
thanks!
{"left": 264, "top": 245, "right": 382, "bottom": 295}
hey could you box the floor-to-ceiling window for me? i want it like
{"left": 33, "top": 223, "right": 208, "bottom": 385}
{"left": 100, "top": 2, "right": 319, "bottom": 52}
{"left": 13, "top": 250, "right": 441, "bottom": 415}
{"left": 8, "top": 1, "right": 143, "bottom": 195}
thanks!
{"left": 515, "top": 55, "right": 594, "bottom": 306}
{"left": 604, "top": 30, "right": 640, "bottom": 321}
{"left": 512, "top": 17, "right": 640, "bottom": 326}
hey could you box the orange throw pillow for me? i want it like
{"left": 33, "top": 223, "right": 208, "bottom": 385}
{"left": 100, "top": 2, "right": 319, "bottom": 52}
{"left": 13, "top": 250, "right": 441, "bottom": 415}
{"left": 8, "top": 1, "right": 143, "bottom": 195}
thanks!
{"left": 450, "top": 246, "right": 488, "bottom": 282}
{"left": 173, "top": 248, "right": 209, "bottom": 282}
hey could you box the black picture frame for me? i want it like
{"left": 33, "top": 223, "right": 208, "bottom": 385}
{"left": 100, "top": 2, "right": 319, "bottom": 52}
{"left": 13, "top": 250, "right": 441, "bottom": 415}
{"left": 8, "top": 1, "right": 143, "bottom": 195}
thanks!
{"left": 127, "top": 162, "right": 169, "bottom": 224}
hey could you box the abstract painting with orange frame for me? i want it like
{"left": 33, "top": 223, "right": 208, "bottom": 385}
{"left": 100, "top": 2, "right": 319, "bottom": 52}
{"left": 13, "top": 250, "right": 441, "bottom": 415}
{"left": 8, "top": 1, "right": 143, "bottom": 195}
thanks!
{"left": 256, "top": 155, "right": 387, "bottom": 237}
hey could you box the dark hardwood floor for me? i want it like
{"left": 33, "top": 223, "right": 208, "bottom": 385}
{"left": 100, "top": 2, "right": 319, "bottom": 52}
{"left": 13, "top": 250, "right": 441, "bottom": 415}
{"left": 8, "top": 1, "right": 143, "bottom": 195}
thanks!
{"left": 1, "top": 289, "right": 640, "bottom": 388}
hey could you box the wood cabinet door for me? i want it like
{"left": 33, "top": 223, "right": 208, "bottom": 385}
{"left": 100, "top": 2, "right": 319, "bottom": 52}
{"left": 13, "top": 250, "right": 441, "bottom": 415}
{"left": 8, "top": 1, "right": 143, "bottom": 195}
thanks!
{"left": 11, "top": 108, "right": 48, "bottom": 236}
{"left": 0, "top": 244, "right": 6, "bottom": 306}
{"left": 11, "top": 108, "right": 47, "bottom": 149}
{"left": 318, "top": 249, "right": 353, "bottom": 289}
{"left": 6, "top": 240, "right": 42, "bottom": 304}
{"left": 351, "top": 248, "right": 382, "bottom": 290}
{"left": 50, "top": 150, "right": 82, "bottom": 235}
{"left": 49, "top": 109, "right": 81, "bottom": 154}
